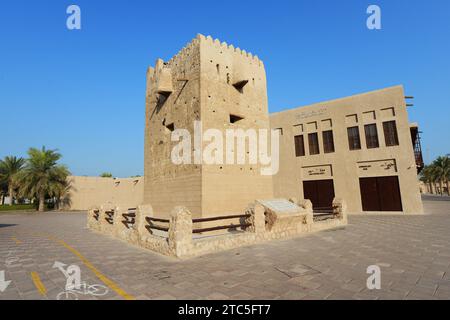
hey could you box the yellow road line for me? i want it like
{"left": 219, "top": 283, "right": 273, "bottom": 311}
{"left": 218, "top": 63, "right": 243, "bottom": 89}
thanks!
{"left": 11, "top": 236, "right": 22, "bottom": 244}
{"left": 31, "top": 272, "right": 47, "bottom": 297}
{"left": 48, "top": 236, "right": 135, "bottom": 300}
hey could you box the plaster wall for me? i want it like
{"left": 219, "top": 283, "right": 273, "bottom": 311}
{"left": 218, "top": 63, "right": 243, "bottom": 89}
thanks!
{"left": 270, "top": 86, "right": 423, "bottom": 214}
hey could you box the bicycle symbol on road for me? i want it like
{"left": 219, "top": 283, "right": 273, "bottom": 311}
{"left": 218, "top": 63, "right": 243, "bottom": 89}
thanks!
{"left": 56, "top": 281, "right": 109, "bottom": 300}
{"left": 53, "top": 261, "right": 108, "bottom": 300}
{"left": 4, "top": 250, "right": 20, "bottom": 267}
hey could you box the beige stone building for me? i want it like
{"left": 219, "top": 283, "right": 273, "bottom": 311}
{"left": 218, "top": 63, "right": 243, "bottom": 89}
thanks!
{"left": 143, "top": 34, "right": 273, "bottom": 218}
{"left": 270, "top": 86, "right": 424, "bottom": 214}
{"left": 69, "top": 34, "right": 424, "bottom": 216}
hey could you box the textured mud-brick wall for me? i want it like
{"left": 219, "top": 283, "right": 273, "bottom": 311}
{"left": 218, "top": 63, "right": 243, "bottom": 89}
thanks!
{"left": 144, "top": 38, "right": 202, "bottom": 218}
{"left": 199, "top": 35, "right": 273, "bottom": 216}
{"left": 144, "top": 34, "right": 274, "bottom": 218}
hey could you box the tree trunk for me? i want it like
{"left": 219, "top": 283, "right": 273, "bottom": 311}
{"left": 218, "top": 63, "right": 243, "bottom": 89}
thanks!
{"left": 1, "top": 194, "right": 4, "bottom": 205}
{"left": 447, "top": 179, "right": 450, "bottom": 196}
{"left": 439, "top": 180, "right": 444, "bottom": 196}
{"left": 428, "top": 181, "right": 433, "bottom": 194}
{"left": 38, "top": 192, "right": 45, "bottom": 212}
{"left": 8, "top": 185, "right": 14, "bottom": 205}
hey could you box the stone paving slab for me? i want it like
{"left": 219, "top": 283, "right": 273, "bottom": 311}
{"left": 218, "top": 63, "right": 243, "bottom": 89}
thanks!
{"left": 0, "top": 195, "right": 449, "bottom": 300}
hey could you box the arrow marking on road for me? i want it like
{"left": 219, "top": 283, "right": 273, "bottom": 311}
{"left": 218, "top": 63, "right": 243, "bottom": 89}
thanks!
{"left": 0, "top": 270, "right": 11, "bottom": 292}
{"left": 53, "top": 261, "right": 68, "bottom": 277}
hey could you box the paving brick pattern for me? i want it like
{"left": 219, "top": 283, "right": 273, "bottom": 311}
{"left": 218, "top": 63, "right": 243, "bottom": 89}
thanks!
{"left": 1, "top": 195, "right": 449, "bottom": 300}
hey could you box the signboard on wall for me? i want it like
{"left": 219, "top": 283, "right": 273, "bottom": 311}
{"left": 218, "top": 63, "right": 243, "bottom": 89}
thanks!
{"left": 301, "top": 164, "right": 333, "bottom": 180}
{"left": 295, "top": 107, "right": 327, "bottom": 120}
{"left": 357, "top": 159, "right": 397, "bottom": 177}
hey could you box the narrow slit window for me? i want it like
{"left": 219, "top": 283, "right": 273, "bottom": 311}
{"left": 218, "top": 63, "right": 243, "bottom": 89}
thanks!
{"left": 308, "top": 132, "right": 320, "bottom": 155}
{"left": 163, "top": 119, "right": 174, "bottom": 133}
{"left": 232, "top": 80, "right": 248, "bottom": 93}
{"left": 364, "top": 124, "right": 379, "bottom": 149}
{"left": 165, "top": 123, "right": 175, "bottom": 132}
{"left": 294, "top": 135, "right": 305, "bottom": 157}
{"left": 322, "top": 130, "right": 335, "bottom": 153}
{"left": 347, "top": 126, "right": 361, "bottom": 150}
{"left": 229, "top": 114, "right": 244, "bottom": 124}
{"left": 383, "top": 120, "right": 399, "bottom": 146}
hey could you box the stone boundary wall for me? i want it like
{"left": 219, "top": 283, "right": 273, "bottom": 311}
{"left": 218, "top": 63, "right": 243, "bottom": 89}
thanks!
{"left": 67, "top": 176, "right": 144, "bottom": 211}
{"left": 87, "top": 199, "right": 348, "bottom": 259}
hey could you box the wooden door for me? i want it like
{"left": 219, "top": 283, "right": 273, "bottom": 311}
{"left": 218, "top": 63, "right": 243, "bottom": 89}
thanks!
{"left": 378, "top": 176, "right": 402, "bottom": 211}
{"left": 303, "top": 179, "right": 335, "bottom": 212}
{"left": 359, "top": 177, "right": 381, "bottom": 211}
{"left": 359, "top": 176, "right": 402, "bottom": 212}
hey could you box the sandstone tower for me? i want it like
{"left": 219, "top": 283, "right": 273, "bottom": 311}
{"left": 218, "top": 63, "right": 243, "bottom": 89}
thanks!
{"left": 144, "top": 34, "right": 274, "bottom": 218}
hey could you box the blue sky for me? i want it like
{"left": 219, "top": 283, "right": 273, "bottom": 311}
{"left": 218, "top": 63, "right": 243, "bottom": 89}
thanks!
{"left": 1, "top": 0, "right": 449, "bottom": 177}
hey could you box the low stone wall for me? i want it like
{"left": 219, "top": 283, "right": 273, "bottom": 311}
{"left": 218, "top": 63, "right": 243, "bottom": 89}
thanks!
{"left": 87, "top": 198, "right": 348, "bottom": 258}
{"left": 312, "top": 198, "right": 348, "bottom": 232}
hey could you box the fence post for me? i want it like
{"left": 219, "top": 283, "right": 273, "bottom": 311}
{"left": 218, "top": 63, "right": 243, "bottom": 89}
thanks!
{"left": 246, "top": 203, "right": 266, "bottom": 234}
{"left": 86, "top": 207, "right": 100, "bottom": 229}
{"left": 299, "top": 199, "right": 314, "bottom": 229}
{"left": 113, "top": 206, "right": 122, "bottom": 233}
{"left": 168, "top": 206, "right": 193, "bottom": 257}
{"left": 136, "top": 204, "right": 153, "bottom": 239}
{"left": 99, "top": 203, "right": 115, "bottom": 233}
{"left": 332, "top": 198, "right": 348, "bottom": 223}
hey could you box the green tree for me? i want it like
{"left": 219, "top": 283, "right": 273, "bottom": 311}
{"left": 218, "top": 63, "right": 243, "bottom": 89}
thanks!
{"left": 17, "top": 147, "right": 70, "bottom": 212}
{"left": 432, "top": 156, "right": 450, "bottom": 196}
{"left": 0, "top": 174, "right": 7, "bottom": 205}
{"left": 49, "top": 178, "right": 73, "bottom": 210}
{"left": 100, "top": 172, "right": 113, "bottom": 178}
{"left": 0, "top": 156, "right": 25, "bottom": 205}
{"left": 420, "top": 165, "right": 438, "bottom": 194}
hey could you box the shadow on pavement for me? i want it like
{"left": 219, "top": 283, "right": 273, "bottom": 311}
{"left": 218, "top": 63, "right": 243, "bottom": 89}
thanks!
{"left": 0, "top": 224, "right": 18, "bottom": 228}
{"left": 422, "top": 194, "right": 450, "bottom": 202}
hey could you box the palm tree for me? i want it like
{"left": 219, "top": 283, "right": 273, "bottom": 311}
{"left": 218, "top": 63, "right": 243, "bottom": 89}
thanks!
{"left": 49, "top": 178, "right": 73, "bottom": 210}
{"left": 420, "top": 165, "right": 439, "bottom": 194}
{"left": 0, "top": 177, "right": 7, "bottom": 205}
{"left": 0, "top": 156, "right": 25, "bottom": 205}
{"left": 17, "top": 147, "right": 70, "bottom": 212}
{"left": 419, "top": 165, "right": 431, "bottom": 194}
{"left": 432, "top": 156, "right": 450, "bottom": 196}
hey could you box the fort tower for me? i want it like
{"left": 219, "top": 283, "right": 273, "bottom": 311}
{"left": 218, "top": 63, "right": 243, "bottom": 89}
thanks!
{"left": 144, "top": 34, "right": 274, "bottom": 218}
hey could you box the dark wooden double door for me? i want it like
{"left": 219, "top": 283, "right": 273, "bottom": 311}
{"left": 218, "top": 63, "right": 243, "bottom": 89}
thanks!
{"left": 303, "top": 179, "right": 335, "bottom": 212}
{"left": 359, "top": 176, "right": 403, "bottom": 212}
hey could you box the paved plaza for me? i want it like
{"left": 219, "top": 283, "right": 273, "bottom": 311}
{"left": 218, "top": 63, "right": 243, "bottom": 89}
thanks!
{"left": 0, "top": 195, "right": 449, "bottom": 300}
